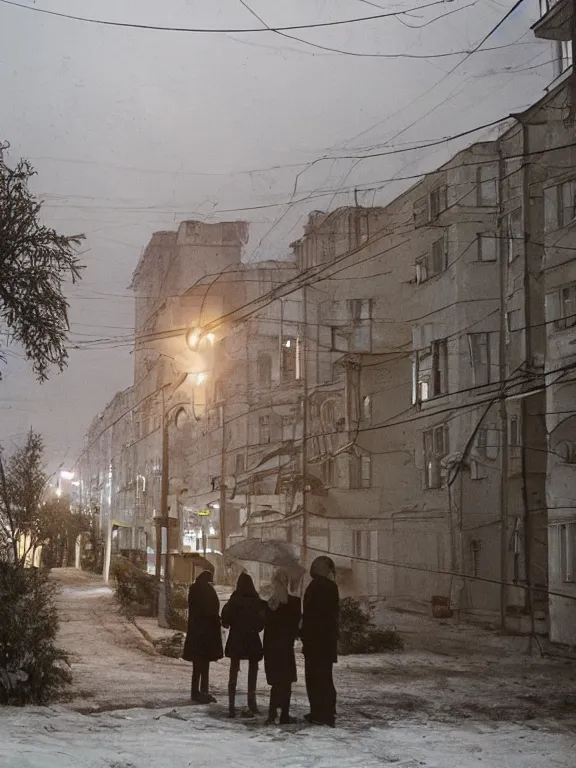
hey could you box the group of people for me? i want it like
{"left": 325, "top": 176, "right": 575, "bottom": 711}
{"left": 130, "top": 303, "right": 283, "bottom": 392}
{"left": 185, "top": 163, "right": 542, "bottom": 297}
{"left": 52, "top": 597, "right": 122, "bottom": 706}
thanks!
{"left": 182, "top": 555, "right": 340, "bottom": 727}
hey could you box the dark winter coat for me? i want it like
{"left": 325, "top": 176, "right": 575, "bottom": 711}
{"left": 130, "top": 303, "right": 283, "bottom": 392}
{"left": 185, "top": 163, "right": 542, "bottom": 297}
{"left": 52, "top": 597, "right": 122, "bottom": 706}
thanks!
{"left": 301, "top": 575, "right": 340, "bottom": 663}
{"left": 182, "top": 571, "right": 223, "bottom": 663}
{"left": 221, "top": 573, "right": 266, "bottom": 661}
{"left": 263, "top": 595, "right": 301, "bottom": 685}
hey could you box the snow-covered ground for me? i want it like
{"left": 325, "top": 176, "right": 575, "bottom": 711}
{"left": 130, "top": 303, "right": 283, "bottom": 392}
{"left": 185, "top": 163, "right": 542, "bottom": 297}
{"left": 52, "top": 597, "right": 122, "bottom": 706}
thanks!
{"left": 0, "top": 569, "right": 574, "bottom": 768}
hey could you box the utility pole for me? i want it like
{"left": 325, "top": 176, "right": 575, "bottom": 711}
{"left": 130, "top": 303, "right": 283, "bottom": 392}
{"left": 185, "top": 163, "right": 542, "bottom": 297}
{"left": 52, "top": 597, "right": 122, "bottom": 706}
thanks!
{"left": 301, "top": 284, "right": 309, "bottom": 568}
{"left": 497, "top": 144, "right": 508, "bottom": 631}
{"left": 219, "top": 401, "right": 227, "bottom": 558}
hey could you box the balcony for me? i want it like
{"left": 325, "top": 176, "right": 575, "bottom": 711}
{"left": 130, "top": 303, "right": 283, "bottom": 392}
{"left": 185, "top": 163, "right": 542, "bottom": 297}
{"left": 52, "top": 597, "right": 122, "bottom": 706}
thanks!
{"left": 532, "top": 0, "right": 572, "bottom": 41}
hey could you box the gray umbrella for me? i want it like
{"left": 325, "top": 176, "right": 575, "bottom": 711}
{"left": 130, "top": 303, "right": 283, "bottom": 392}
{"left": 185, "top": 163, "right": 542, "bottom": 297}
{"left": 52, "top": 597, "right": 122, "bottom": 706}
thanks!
{"left": 224, "top": 538, "right": 304, "bottom": 574}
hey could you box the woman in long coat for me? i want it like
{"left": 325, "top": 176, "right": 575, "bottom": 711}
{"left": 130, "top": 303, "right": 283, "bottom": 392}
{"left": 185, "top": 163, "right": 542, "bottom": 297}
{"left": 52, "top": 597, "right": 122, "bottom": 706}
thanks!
{"left": 182, "top": 570, "right": 223, "bottom": 703}
{"left": 221, "top": 572, "right": 265, "bottom": 718}
{"left": 263, "top": 569, "right": 301, "bottom": 725}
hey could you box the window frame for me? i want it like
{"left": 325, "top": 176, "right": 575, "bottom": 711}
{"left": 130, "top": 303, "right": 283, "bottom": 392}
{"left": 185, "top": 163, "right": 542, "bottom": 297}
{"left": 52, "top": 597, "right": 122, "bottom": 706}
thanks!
{"left": 476, "top": 165, "right": 499, "bottom": 207}
{"left": 544, "top": 179, "right": 576, "bottom": 232}
{"left": 476, "top": 232, "right": 497, "bottom": 262}
{"left": 550, "top": 282, "right": 576, "bottom": 332}
{"left": 258, "top": 414, "right": 271, "bottom": 444}
{"left": 468, "top": 332, "right": 498, "bottom": 386}
{"left": 429, "top": 185, "right": 448, "bottom": 220}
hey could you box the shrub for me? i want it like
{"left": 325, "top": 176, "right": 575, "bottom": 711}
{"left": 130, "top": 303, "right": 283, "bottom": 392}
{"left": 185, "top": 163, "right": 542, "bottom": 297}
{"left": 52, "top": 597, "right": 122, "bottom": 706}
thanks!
{"left": 153, "top": 632, "right": 185, "bottom": 658}
{"left": 168, "top": 583, "right": 188, "bottom": 632}
{"left": 339, "top": 597, "right": 404, "bottom": 655}
{"left": 0, "top": 562, "right": 71, "bottom": 705}
{"left": 110, "top": 556, "right": 157, "bottom": 618}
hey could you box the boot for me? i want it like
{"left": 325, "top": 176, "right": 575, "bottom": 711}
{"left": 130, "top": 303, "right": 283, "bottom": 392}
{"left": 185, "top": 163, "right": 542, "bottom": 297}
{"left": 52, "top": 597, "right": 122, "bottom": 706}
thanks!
{"left": 228, "top": 688, "right": 236, "bottom": 719}
{"left": 247, "top": 690, "right": 259, "bottom": 715}
{"left": 265, "top": 706, "right": 277, "bottom": 725}
{"left": 279, "top": 690, "right": 296, "bottom": 724}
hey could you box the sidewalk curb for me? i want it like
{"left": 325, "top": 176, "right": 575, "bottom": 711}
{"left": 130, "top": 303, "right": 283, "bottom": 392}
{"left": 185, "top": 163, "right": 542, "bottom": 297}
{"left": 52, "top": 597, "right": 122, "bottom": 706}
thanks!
{"left": 131, "top": 618, "right": 161, "bottom": 655}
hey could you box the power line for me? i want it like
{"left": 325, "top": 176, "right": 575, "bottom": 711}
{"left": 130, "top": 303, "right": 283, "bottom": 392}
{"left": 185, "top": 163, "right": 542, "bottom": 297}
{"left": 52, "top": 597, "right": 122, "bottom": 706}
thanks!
{"left": 0, "top": 0, "right": 456, "bottom": 34}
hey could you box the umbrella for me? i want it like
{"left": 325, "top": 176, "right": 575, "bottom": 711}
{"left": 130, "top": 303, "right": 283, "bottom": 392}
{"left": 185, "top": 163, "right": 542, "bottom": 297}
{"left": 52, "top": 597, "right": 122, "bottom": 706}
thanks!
{"left": 224, "top": 538, "right": 304, "bottom": 575}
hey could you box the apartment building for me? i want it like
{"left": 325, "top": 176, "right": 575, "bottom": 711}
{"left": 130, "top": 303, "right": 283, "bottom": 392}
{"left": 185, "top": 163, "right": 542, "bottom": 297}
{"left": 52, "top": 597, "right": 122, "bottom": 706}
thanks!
{"left": 528, "top": 0, "right": 576, "bottom": 645}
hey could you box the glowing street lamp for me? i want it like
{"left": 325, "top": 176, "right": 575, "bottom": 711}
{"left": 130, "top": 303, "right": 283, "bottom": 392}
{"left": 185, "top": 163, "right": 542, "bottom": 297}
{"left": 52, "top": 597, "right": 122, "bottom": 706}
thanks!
{"left": 60, "top": 470, "right": 74, "bottom": 480}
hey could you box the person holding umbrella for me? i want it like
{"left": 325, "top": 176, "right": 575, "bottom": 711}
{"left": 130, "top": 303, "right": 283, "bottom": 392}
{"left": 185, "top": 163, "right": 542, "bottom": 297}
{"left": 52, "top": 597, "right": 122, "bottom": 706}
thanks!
{"left": 221, "top": 572, "right": 266, "bottom": 718}
{"left": 263, "top": 569, "right": 301, "bottom": 725}
{"left": 300, "top": 556, "right": 339, "bottom": 727}
{"left": 182, "top": 569, "right": 223, "bottom": 703}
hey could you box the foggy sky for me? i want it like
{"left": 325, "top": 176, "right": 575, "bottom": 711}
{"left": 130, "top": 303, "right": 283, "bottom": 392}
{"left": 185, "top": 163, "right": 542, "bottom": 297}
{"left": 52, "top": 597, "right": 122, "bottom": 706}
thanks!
{"left": 0, "top": 0, "right": 553, "bottom": 473}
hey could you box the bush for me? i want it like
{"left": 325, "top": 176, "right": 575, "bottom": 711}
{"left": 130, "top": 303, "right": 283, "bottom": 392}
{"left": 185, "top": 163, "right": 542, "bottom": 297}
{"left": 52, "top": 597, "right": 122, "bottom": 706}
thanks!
{"left": 168, "top": 583, "right": 188, "bottom": 632}
{"left": 339, "top": 597, "right": 404, "bottom": 655}
{"left": 153, "top": 632, "right": 185, "bottom": 658}
{"left": 0, "top": 562, "right": 71, "bottom": 705}
{"left": 110, "top": 556, "right": 157, "bottom": 618}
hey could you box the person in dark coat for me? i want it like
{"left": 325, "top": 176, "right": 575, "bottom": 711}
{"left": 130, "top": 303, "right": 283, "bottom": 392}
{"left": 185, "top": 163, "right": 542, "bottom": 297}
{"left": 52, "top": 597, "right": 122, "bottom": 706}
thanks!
{"left": 221, "top": 572, "right": 265, "bottom": 718}
{"left": 263, "top": 569, "right": 301, "bottom": 725}
{"left": 300, "top": 556, "right": 339, "bottom": 727}
{"left": 182, "top": 569, "right": 223, "bottom": 703}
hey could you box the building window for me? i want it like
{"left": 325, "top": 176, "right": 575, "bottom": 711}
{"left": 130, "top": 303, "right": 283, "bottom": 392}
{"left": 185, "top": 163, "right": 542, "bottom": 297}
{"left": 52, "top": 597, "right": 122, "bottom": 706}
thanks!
{"left": 501, "top": 208, "right": 522, "bottom": 263}
{"left": 258, "top": 415, "right": 270, "bottom": 444}
{"left": 281, "top": 337, "right": 300, "bottom": 382}
{"left": 413, "top": 339, "right": 448, "bottom": 402}
{"left": 553, "top": 40, "right": 573, "bottom": 78}
{"left": 348, "top": 299, "right": 372, "bottom": 351}
{"left": 544, "top": 180, "right": 576, "bottom": 232}
{"left": 477, "top": 233, "right": 497, "bottom": 262}
{"left": 560, "top": 523, "right": 575, "bottom": 583}
{"left": 362, "top": 395, "right": 372, "bottom": 424}
{"left": 423, "top": 425, "right": 448, "bottom": 489}
{"left": 557, "top": 440, "right": 576, "bottom": 464}
{"left": 213, "top": 379, "right": 225, "bottom": 402}
{"left": 235, "top": 453, "right": 245, "bottom": 475}
{"left": 349, "top": 454, "right": 372, "bottom": 489}
{"left": 476, "top": 165, "right": 498, "bottom": 206}
{"left": 321, "top": 458, "right": 336, "bottom": 488}
{"left": 509, "top": 415, "right": 521, "bottom": 450}
{"left": 282, "top": 415, "right": 294, "bottom": 441}
{"left": 468, "top": 332, "right": 498, "bottom": 386}
{"left": 476, "top": 426, "right": 499, "bottom": 461}
{"left": 548, "top": 282, "right": 576, "bottom": 332}
{"left": 353, "top": 530, "right": 369, "bottom": 559}
{"left": 257, "top": 352, "right": 272, "bottom": 388}
{"left": 429, "top": 185, "right": 448, "bottom": 219}
{"left": 416, "top": 232, "right": 448, "bottom": 283}
{"left": 505, "top": 309, "right": 522, "bottom": 343}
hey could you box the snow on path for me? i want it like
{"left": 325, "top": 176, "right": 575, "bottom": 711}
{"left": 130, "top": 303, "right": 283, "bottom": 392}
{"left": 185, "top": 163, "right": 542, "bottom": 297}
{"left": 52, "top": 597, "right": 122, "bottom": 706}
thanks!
{"left": 2, "top": 568, "right": 574, "bottom": 768}
{"left": 0, "top": 705, "right": 574, "bottom": 768}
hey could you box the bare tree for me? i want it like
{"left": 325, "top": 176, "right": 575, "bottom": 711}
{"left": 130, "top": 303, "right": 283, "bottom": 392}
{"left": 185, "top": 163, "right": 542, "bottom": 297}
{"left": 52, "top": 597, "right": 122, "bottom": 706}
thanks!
{"left": 0, "top": 142, "right": 84, "bottom": 380}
